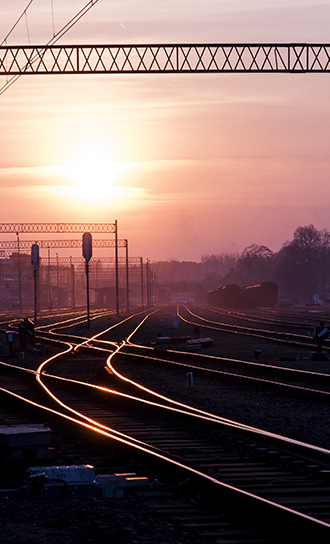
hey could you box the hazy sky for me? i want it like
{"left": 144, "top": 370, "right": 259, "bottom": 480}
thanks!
{"left": 1, "top": 0, "right": 330, "bottom": 262}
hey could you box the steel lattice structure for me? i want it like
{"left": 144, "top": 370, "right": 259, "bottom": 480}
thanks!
{"left": 0, "top": 238, "right": 127, "bottom": 250}
{"left": 1, "top": 43, "right": 330, "bottom": 74}
{"left": 42, "top": 256, "right": 141, "bottom": 265}
{"left": 0, "top": 223, "right": 122, "bottom": 312}
{"left": 1, "top": 254, "right": 141, "bottom": 265}
{"left": 0, "top": 223, "right": 116, "bottom": 233}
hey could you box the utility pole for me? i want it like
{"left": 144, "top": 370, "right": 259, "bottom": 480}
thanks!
{"left": 16, "top": 232, "right": 22, "bottom": 313}
{"left": 146, "top": 259, "right": 150, "bottom": 307}
{"left": 56, "top": 253, "right": 60, "bottom": 309}
{"left": 140, "top": 257, "right": 144, "bottom": 309}
{"left": 83, "top": 232, "right": 93, "bottom": 327}
{"left": 115, "top": 220, "right": 119, "bottom": 315}
{"left": 31, "top": 243, "right": 39, "bottom": 324}
{"left": 48, "top": 246, "right": 51, "bottom": 310}
{"left": 70, "top": 256, "right": 75, "bottom": 309}
{"left": 125, "top": 239, "right": 129, "bottom": 312}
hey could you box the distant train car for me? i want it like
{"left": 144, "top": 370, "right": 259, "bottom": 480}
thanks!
{"left": 206, "top": 284, "right": 241, "bottom": 308}
{"left": 241, "top": 282, "right": 278, "bottom": 308}
{"left": 206, "top": 282, "right": 278, "bottom": 309}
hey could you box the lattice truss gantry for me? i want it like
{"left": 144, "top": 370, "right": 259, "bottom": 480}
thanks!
{"left": 0, "top": 223, "right": 117, "bottom": 233}
{"left": 1, "top": 43, "right": 330, "bottom": 74}
{"left": 43, "top": 256, "right": 141, "bottom": 265}
{"left": 0, "top": 239, "right": 127, "bottom": 250}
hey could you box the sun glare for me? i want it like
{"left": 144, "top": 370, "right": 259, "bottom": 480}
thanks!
{"left": 45, "top": 142, "right": 148, "bottom": 211}
{"left": 48, "top": 145, "right": 140, "bottom": 207}
{"left": 65, "top": 151, "right": 125, "bottom": 202}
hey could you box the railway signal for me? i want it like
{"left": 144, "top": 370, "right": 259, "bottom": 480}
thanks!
{"left": 82, "top": 232, "right": 92, "bottom": 327}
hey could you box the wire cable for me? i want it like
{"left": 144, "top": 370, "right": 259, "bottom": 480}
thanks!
{"left": 0, "top": 0, "right": 101, "bottom": 96}
{"left": 25, "top": 10, "right": 31, "bottom": 45}
{"left": 51, "top": 0, "right": 55, "bottom": 38}
{"left": 0, "top": 0, "right": 35, "bottom": 46}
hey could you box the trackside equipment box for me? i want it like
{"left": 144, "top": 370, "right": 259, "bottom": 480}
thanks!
{"left": 0, "top": 424, "right": 52, "bottom": 460}
{"left": 28, "top": 464, "right": 96, "bottom": 483}
{"left": 27, "top": 466, "right": 149, "bottom": 500}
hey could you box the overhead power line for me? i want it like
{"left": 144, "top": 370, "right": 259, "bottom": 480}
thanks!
{"left": 0, "top": 0, "right": 35, "bottom": 46}
{"left": 0, "top": 0, "right": 101, "bottom": 95}
{"left": 51, "top": 0, "right": 55, "bottom": 38}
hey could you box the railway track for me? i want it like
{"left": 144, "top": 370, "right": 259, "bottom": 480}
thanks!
{"left": 1, "top": 307, "right": 330, "bottom": 542}
{"left": 178, "top": 305, "right": 324, "bottom": 350}
{"left": 118, "top": 342, "right": 330, "bottom": 399}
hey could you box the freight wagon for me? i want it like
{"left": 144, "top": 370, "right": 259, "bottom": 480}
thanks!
{"left": 206, "top": 282, "right": 278, "bottom": 309}
{"left": 206, "top": 284, "right": 241, "bottom": 308}
{"left": 241, "top": 282, "right": 278, "bottom": 308}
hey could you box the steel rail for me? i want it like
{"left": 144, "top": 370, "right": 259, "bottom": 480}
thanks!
{"left": 4, "top": 317, "right": 330, "bottom": 452}
{"left": 117, "top": 347, "right": 330, "bottom": 397}
{"left": 32, "top": 308, "right": 330, "bottom": 416}
{"left": 3, "top": 310, "right": 330, "bottom": 540}
{"left": 2, "top": 343, "right": 330, "bottom": 540}
{"left": 200, "top": 304, "right": 315, "bottom": 330}
{"left": 184, "top": 304, "right": 330, "bottom": 351}
{"left": 178, "top": 304, "right": 319, "bottom": 349}
{"left": 1, "top": 381, "right": 330, "bottom": 541}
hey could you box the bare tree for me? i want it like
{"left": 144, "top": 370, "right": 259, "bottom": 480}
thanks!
{"left": 237, "top": 244, "right": 274, "bottom": 285}
{"left": 276, "top": 225, "right": 330, "bottom": 303}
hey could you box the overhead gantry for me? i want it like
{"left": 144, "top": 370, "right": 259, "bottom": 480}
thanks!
{"left": 0, "top": 43, "right": 330, "bottom": 75}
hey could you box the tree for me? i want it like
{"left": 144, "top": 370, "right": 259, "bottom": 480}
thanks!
{"left": 276, "top": 225, "right": 330, "bottom": 303}
{"left": 292, "top": 225, "right": 322, "bottom": 253}
{"left": 237, "top": 244, "right": 274, "bottom": 285}
{"left": 201, "top": 253, "right": 238, "bottom": 289}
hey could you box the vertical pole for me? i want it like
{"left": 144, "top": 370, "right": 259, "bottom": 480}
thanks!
{"left": 82, "top": 232, "right": 92, "bottom": 323}
{"left": 151, "top": 270, "right": 154, "bottom": 306}
{"left": 31, "top": 243, "right": 39, "bottom": 324}
{"left": 146, "top": 259, "right": 150, "bottom": 307}
{"left": 56, "top": 252, "right": 60, "bottom": 309}
{"left": 322, "top": 252, "right": 325, "bottom": 302}
{"left": 16, "top": 232, "right": 22, "bottom": 314}
{"left": 115, "top": 219, "right": 119, "bottom": 315}
{"left": 34, "top": 269, "right": 38, "bottom": 324}
{"left": 48, "top": 246, "right": 51, "bottom": 310}
{"left": 86, "top": 261, "right": 90, "bottom": 327}
{"left": 153, "top": 272, "right": 157, "bottom": 305}
{"left": 70, "top": 256, "right": 75, "bottom": 309}
{"left": 125, "top": 239, "right": 129, "bottom": 312}
{"left": 95, "top": 260, "right": 99, "bottom": 308}
{"left": 140, "top": 257, "right": 144, "bottom": 308}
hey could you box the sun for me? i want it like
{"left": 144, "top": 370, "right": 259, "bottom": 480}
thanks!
{"left": 47, "top": 142, "right": 146, "bottom": 210}
{"left": 65, "top": 150, "right": 124, "bottom": 202}
{"left": 52, "top": 144, "right": 136, "bottom": 206}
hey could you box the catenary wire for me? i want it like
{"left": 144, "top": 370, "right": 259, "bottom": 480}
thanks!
{"left": 0, "top": 0, "right": 101, "bottom": 96}
{"left": 0, "top": 0, "right": 35, "bottom": 46}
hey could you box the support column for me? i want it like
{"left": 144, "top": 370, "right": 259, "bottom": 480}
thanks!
{"left": 126, "top": 240, "right": 129, "bottom": 312}
{"left": 115, "top": 220, "right": 119, "bottom": 315}
{"left": 140, "top": 257, "right": 144, "bottom": 308}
